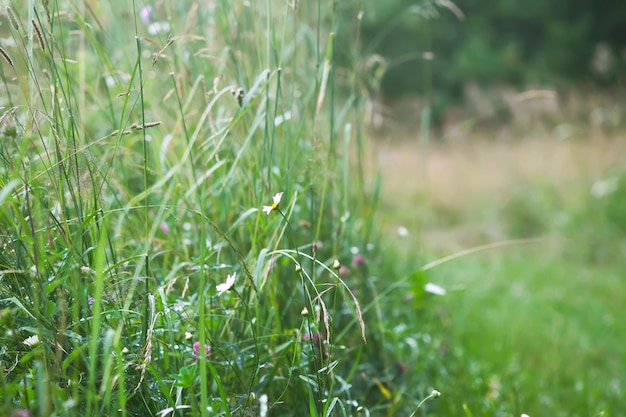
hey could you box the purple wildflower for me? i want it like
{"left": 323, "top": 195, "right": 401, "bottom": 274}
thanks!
{"left": 302, "top": 333, "right": 320, "bottom": 344}
{"left": 88, "top": 297, "right": 94, "bottom": 306}
{"left": 139, "top": 5, "right": 153, "bottom": 25}
{"left": 193, "top": 341, "right": 211, "bottom": 358}
{"left": 353, "top": 255, "right": 366, "bottom": 266}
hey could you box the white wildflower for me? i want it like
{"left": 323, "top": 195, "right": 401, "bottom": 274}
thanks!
{"left": 425, "top": 282, "right": 446, "bottom": 296}
{"left": 216, "top": 273, "right": 236, "bottom": 296}
{"left": 23, "top": 335, "right": 40, "bottom": 347}
{"left": 262, "top": 192, "right": 283, "bottom": 215}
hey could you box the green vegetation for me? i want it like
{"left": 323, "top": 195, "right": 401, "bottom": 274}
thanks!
{"left": 1, "top": 1, "right": 625, "bottom": 417}
{"left": 0, "top": 1, "right": 389, "bottom": 415}
{"left": 432, "top": 247, "right": 625, "bottom": 417}
{"left": 376, "top": 139, "right": 626, "bottom": 416}
{"left": 356, "top": 0, "right": 626, "bottom": 119}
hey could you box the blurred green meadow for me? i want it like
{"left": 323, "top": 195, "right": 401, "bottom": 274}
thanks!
{"left": 374, "top": 135, "right": 626, "bottom": 416}
{"left": 1, "top": 1, "right": 625, "bottom": 417}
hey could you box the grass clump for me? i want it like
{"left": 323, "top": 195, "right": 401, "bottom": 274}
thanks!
{"left": 1, "top": 1, "right": 437, "bottom": 415}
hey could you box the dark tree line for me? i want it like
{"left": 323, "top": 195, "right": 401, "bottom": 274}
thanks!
{"left": 346, "top": 0, "right": 626, "bottom": 106}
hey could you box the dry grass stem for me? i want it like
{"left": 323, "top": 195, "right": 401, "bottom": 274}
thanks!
{"left": 152, "top": 37, "right": 175, "bottom": 66}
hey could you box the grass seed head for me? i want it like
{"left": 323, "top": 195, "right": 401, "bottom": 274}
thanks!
{"left": 6, "top": 6, "right": 20, "bottom": 31}
{"left": 32, "top": 19, "right": 45, "bottom": 51}
{"left": 0, "top": 46, "right": 14, "bottom": 68}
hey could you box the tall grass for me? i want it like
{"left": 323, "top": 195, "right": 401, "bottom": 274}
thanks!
{"left": 11, "top": 2, "right": 623, "bottom": 416}
{"left": 0, "top": 1, "right": 421, "bottom": 415}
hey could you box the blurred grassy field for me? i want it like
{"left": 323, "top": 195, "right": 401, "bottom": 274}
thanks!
{"left": 371, "top": 132, "right": 626, "bottom": 415}
{"left": 374, "top": 135, "right": 626, "bottom": 246}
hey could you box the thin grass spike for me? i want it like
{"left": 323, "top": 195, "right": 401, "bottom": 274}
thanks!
{"left": 0, "top": 46, "right": 14, "bottom": 68}
{"left": 6, "top": 6, "right": 20, "bottom": 31}
{"left": 32, "top": 19, "right": 45, "bottom": 51}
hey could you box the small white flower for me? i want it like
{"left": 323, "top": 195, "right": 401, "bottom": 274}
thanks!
{"left": 431, "top": 389, "right": 441, "bottom": 397}
{"left": 591, "top": 177, "right": 618, "bottom": 198}
{"left": 259, "top": 394, "right": 269, "bottom": 417}
{"left": 425, "top": 282, "right": 446, "bottom": 296}
{"left": 262, "top": 192, "right": 284, "bottom": 215}
{"left": 23, "top": 334, "right": 40, "bottom": 347}
{"left": 216, "top": 272, "right": 236, "bottom": 296}
{"left": 332, "top": 259, "right": 341, "bottom": 270}
{"left": 147, "top": 21, "right": 171, "bottom": 35}
{"left": 80, "top": 266, "right": 95, "bottom": 276}
{"left": 521, "top": 414, "right": 530, "bottom": 417}
{"left": 184, "top": 331, "right": 193, "bottom": 340}
{"left": 274, "top": 111, "right": 292, "bottom": 127}
{"left": 301, "top": 307, "right": 309, "bottom": 316}
{"left": 121, "top": 347, "right": 130, "bottom": 354}
{"left": 397, "top": 226, "right": 409, "bottom": 237}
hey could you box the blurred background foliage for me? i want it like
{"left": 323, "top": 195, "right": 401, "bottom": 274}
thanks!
{"left": 339, "top": 0, "right": 626, "bottom": 123}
